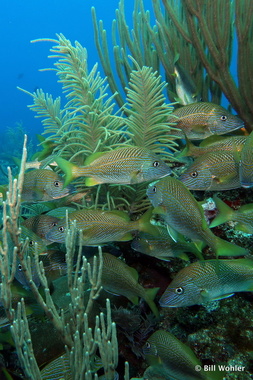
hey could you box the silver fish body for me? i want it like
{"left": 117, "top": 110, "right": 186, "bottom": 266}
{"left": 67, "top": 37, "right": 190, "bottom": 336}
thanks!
{"left": 160, "top": 259, "right": 253, "bottom": 307}
{"left": 146, "top": 177, "right": 247, "bottom": 257}
{"left": 174, "top": 62, "right": 201, "bottom": 105}
{"left": 178, "top": 151, "right": 241, "bottom": 191}
{"left": 143, "top": 330, "right": 217, "bottom": 380}
{"left": 46, "top": 208, "right": 154, "bottom": 245}
{"left": 21, "top": 169, "right": 74, "bottom": 202}
{"left": 167, "top": 102, "right": 244, "bottom": 140}
{"left": 239, "top": 131, "right": 253, "bottom": 188}
{"left": 56, "top": 146, "right": 172, "bottom": 187}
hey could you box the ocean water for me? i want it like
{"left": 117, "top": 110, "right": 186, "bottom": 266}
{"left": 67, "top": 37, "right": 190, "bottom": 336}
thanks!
{"left": 0, "top": 0, "right": 152, "bottom": 140}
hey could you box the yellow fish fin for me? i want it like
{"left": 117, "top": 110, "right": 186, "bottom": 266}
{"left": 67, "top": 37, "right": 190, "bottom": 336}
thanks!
{"left": 84, "top": 151, "right": 105, "bottom": 166}
{"left": 152, "top": 206, "right": 167, "bottom": 215}
{"left": 212, "top": 172, "right": 236, "bottom": 185}
{"left": 55, "top": 157, "right": 78, "bottom": 187}
{"left": 119, "top": 232, "right": 133, "bottom": 241}
{"left": 178, "top": 252, "right": 190, "bottom": 261}
{"left": 130, "top": 170, "right": 141, "bottom": 184}
{"left": 137, "top": 208, "right": 159, "bottom": 236}
{"left": 127, "top": 295, "right": 139, "bottom": 305}
{"left": 234, "top": 223, "right": 252, "bottom": 234}
{"left": 144, "top": 287, "right": 160, "bottom": 318}
{"left": 199, "top": 134, "right": 226, "bottom": 147}
{"left": 107, "top": 210, "right": 130, "bottom": 221}
{"left": 85, "top": 177, "right": 100, "bottom": 187}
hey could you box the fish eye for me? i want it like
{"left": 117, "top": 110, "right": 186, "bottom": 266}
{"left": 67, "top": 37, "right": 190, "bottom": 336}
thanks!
{"left": 144, "top": 342, "right": 151, "bottom": 349}
{"left": 220, "top": 115, "right": 227, "bottom": 121}
{"left": 190, "top": 171, "right": 198, "bottom": 178}
{"left": 29, "top": 240, "right": 35, "bottom": 246}
{"left": 51, "top": 222, "right": 57, "bottom": 227}
{"left": 175, "top": 287, "right": 184, "bottom": 295}
{"left": 151, "top": 186, "right": 157, "bottom": 193}
{"left": 58, "top": 226, "right": 65, "bottom": 232}
{"left": 54, "top": 180, "right": 60, "bottom": 187}
{"left": 18, "top": 264, "right": 22, "bottom": 271}
{"left": 153, "top": 161, "right": 160, "bottom": 167}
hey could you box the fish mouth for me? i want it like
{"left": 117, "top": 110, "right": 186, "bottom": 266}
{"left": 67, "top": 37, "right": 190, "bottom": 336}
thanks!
{"left": 159, "top": 293, "right": 179, "bottom": 308}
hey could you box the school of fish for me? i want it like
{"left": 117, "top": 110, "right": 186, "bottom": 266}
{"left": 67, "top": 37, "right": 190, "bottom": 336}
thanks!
{"left": 4, "top": 87, "right": 253, "bottom": 380}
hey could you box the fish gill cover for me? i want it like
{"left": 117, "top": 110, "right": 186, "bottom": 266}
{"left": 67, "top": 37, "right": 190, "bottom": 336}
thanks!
{"left": 1, "top": 1, "right": 253, "bottom": 379}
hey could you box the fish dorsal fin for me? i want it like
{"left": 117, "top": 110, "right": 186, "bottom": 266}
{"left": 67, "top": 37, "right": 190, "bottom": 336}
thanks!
{"left": 84, "top": 152, "right": 105, "bottom": 166}
{"left": 107, "top": 210, "right": 130, "bottom": 221}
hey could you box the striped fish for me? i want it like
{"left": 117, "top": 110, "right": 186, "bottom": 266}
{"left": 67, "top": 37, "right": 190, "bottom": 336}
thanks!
{"left": 22, "top": 215, "right": 60, "bottom": 245}
{"left": 45, "top": 208, "right": 155, "bottom": 245}
{"left": 55, "top": 146, "right": 172, "bottom": 187}
{"left": 131, "top": 226, "right": 203, "bottom": 261}
{"left": 239, "top": 130, "right": 253, "bottom": 188}
{"left": 160, "top": 259, "right": 253, "bottom": 307}
{"left": 22, "top": 169, "right": 74, "bottom": 202}
{"left": 90, "top": 252, "right": 160, "bottom": 317}
{"left": 167, "top": 102, "right": 244, "bottom": 140}
{"left": 177, "top": 135, "right": 246, "bottom": 159}
{"left": 178, "top": 151, "right": 241, "bottom": 190}
{"left": 41, "top": 353, "right": 103, "bottom": 379}
{"left": 143, "top": 330, "right": 222, "bottom": 380}
{"left": 146, "top": 176, "right": 247, "bottom": 257}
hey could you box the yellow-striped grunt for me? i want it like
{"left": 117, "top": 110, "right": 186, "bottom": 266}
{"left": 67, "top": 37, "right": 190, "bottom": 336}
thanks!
{"left": 178, "top": 151, "right": 241, "bottom": 190}
{"left": 176, "top": 135, "right": 246, "bottom": 159}
{"left": 146, "top": 176, "right": 247, "bottom": 257}
{"left": 21, "top": 169, "right": 74, "bottom": 202}
{"left": 239, "top": 130, "right": 253, "bottom": 188}
{"left": 90, "top": 252, "right": 160, "bottom": 317}
{"left": 143, "top": 330, "right": 221, "bottom": 380}
{"left": 131, "top": 226, "right": 203, "bottom": 261}
{"left": 160, "top": 258, "right": 253, "bottom": 307}
{"left": 22, "top": 215, "right": 60, "bottom": 245}
{"left": 167, "top": 102, "right": 244, "bottom": 140}
{"left": 55, "top": 146, "right": 172, "bottom": 187}
{"left": 46, "top": 208, "right": 156, "bottom": 245}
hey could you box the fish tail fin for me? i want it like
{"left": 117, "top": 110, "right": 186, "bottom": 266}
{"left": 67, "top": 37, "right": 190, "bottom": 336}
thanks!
{"left": 210, "top": 196, "right": 235, "bottom": 228}
{"left": 144, "top": 287, "right": 160, "bottom": 318}
{"left": 176, "top": 135, "right": 198, "bottom": 158}
{"left": 55, "top": 157, "right": 79, "bottom": 187}
{"left": 137, "top": 208, "right": 159, "bottom": 236}
{"left": 188, "top": 241, "right": 205, "bottom": 260}
{"left": 212, "top": 235, "right": 248, "bottom": 258}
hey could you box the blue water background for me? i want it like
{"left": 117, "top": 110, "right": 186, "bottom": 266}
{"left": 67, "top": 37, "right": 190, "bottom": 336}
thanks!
{"left": 1, "top": 0, "right": 236, "bottom": 145}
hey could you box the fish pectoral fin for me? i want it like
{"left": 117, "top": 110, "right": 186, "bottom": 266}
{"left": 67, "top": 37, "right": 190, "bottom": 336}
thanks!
{"left": 212, "top": 173, "right": 235, "bottom": 185}
{"left": 130, "top": 170, "right": 141, "bottom": 184}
